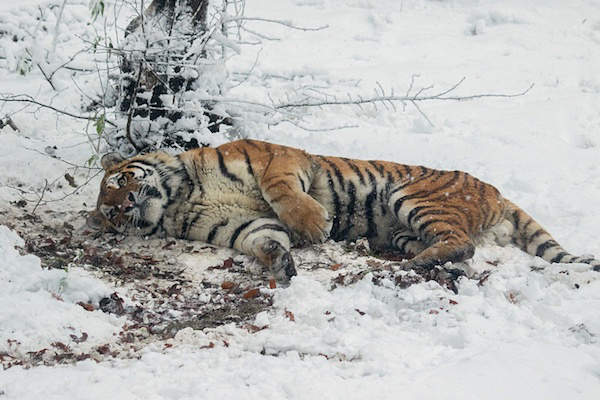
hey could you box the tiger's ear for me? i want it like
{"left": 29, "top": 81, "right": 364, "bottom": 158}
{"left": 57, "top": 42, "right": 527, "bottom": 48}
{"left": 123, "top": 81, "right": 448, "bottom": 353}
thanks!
{"left": 86, "top": 210, "right": 106, "bottom": 231}
{"left": 101, "top": 152, "right": 125, "bottom": 170}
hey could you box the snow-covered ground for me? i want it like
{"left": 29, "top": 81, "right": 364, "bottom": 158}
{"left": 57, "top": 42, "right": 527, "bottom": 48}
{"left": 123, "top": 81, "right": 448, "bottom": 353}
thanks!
{"left": 1, "top": 0, "right": 600, "bottom": 398}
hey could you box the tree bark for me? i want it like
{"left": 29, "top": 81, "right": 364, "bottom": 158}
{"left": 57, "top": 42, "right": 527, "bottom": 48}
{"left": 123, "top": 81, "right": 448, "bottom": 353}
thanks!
{"left": 117, "top": 0, "right": 224, "bottom": 153}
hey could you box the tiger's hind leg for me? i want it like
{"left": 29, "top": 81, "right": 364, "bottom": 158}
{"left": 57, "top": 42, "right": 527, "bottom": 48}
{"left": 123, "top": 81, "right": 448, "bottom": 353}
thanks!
{"left": 391, "top": 211, "right": 476, "bottom": 269}
{"left": 228, "top": 217, "right": 297, "bottom": 282}
{"left": 387, "top": 187, "right": 478, "bottom": 269}
{"left": 391, "top": 228, "right": 427, "bottom": 259}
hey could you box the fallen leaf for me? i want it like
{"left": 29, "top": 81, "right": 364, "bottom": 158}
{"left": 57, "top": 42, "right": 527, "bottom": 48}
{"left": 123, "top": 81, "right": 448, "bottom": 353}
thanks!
{"left": 51, "top": 342, "right": 70, "bottom": 352}
{"left": 243, "top": 288, "right": 260, "bottom": 299}
{"left": 243, "top": 324, "right": 268, "bottom": 333}
{"left": 221, "top": 281, "right": 235, "bottom": 290}
{"left": 96, "top": 344, "right": 110, "bottom": 354}
{"left": 330, "top": 263, "right": 342, "bottom": 271}
{"left": 269, "top": 279, "right": 277, "bottom": 289}
{"left": 285, "top": 310, "right": 295, "bottom": 321}
{"left": 77, "top": 302, "right": 95, "bottom": 311}
{"left": 69, "top": 332, "right": 88, "bottom": 344}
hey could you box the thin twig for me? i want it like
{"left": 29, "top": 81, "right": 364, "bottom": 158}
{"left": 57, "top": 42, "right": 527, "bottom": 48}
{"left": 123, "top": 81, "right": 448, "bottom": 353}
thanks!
{"left": 0, "top": 94, "right": 117, "bottom": 126}
{"left": 224, "top": 16, "right": 328, "bottom": 31}
{"left": 275, "top": 79, "right": 534, "bottom": 109}
{"left": 32, "top": 179, "right": 49, "bottom": 215}
{"left": 23, "top": 147, "right": 101, "bottom": 171}
{"left": 36, "top": 64, "right": 57, "bottom": 91}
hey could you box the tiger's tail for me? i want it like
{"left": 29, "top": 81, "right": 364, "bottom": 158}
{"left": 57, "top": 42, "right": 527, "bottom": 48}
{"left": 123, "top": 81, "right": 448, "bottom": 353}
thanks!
{"left": 503, "top": 200, "right": 600, "bottom": 271}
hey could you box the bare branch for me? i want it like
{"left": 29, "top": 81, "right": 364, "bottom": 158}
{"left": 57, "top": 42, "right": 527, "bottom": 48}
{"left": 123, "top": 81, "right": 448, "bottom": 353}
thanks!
{"left": 223, "top": 16, "right": 328, "bottom": 31}
{"left": 0, "top": 94, "right": 116, "bottom": 126}
{"left": 410, "top": 100, "right": 434, "bottom": 127}
{"left": 31, "top": 179, "right": 49, "bottom": 215}
{"left": 275, "top": 79, "right": 534, "bottom": 109}
{"left": 36, "top": 64, "right": 56, "bottom": 91}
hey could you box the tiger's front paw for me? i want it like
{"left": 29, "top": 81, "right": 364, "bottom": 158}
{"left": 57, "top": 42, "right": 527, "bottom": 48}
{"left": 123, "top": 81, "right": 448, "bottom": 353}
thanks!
{"left": 281, "top": 199, "right": 332, "bottom": 244}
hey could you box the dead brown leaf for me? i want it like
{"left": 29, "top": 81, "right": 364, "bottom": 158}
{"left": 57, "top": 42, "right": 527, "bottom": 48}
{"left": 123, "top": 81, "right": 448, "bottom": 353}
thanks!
{"left": 77, "top": 302, "right": 95, "bottom": 311}
{"left": 285, "top": 310, "right": 295, "bottom": 321}
{"left": 221, "top": 281, "right": 235, "bottom": 290}
{"left": 243, "top": 288, "right": 260, "bottom": 299}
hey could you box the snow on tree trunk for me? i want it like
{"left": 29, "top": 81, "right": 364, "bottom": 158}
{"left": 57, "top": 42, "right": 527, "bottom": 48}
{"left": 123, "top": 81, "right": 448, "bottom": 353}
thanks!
{"left": 111, "top": 0, "right": 231, "bottom": 155}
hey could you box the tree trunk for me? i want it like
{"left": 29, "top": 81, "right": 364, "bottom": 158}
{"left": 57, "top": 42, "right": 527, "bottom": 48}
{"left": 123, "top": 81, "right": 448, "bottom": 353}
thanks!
{"left": 114, "top": 0, "right": 228, "bottom": 154}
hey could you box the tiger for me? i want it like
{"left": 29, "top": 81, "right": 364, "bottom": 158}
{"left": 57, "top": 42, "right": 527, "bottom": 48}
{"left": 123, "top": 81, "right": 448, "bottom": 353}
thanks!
{"left": 87, "top": 139, "right": 600, "bottom": 282}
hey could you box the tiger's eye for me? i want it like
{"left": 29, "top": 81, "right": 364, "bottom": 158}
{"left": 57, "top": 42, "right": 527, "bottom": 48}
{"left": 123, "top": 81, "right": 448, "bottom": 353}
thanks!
{"left": 117, "top": 176, "right": 127, "bottom": 187}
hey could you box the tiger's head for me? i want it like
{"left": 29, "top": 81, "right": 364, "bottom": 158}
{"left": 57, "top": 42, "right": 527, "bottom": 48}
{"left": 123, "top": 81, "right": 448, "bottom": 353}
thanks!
{"left": 87, "top": 152, "right": 179, "bottom": 236}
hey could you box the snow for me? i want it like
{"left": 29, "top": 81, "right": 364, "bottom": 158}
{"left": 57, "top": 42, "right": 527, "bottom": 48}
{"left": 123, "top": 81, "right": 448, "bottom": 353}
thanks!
{"left": 1, "top": 0, "right": 600, "bottom": 398}
{"left": 0, "top": 225, "right": 122, "bottom": 354}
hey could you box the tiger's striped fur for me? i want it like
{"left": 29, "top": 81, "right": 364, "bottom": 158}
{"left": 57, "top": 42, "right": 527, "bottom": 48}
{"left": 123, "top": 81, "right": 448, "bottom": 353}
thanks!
{"left": 88, "top": 139, "right": 600, "bottom": 282}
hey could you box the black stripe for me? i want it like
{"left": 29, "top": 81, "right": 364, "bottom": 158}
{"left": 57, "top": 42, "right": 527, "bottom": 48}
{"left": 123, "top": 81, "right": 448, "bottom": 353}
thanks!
{"left": 522, "top": 218, "right": 533, "bottom": 233}
{"left": 578, "top": 258, "right": 595, "bottom": 264}
{"left": 159, "top": 176, "right": 172, "bottom": 199}
{"left": 393, "top": 196, "right": 405, "bottom": 216}
{"left": 535, "top": 240, "right": 558, "bottom": 258}
{"left": 298, "top": 175, "right": 307, "bottom": 192}
{"left": 246, "top": 223, "right": 289, "bottom": 236}
{"left": 241, "top": 149, "right": 254, "bottom": 176}
{"left": 338, "top": 180, "right": 356, "bottom": 239}
{"left": 127, "top": 159, "right": 158, "bottom": 169}
{"left": 388, "top": 169, "right": 434, "bottom": 196}
{"left": 404, "top": 201, "right": 475, "bottom": 230}
{"left": 364, "top": 170, "right": 377, "bottom": 238}
{"left": 394, "top": 166, "right": 405, "bottom": 180}
{"left": 229, "top": 220, "right": 255, "bottom": 248}
{"left": 243, "top": 140, "right": 261, "bottom": 149}
{"left": 322, "top": 158, "right": 346, "bottom": 191}
{"left": 183, "top": 213, "right": 203, "bottom": 238}
{"left": 148, "top": 215, "right": 164, "bottom": 236}
{"left": 180, "top": 218, "right": 189, "bottom": 239}
{"left": 341, "top": 158, "right": 365, "bottom": 185}
{"left": 407, "top": 206, "right": 435, "bottom": 226}
{"left": 145, "top": 186, "right": 162, "bottom": 198}
{"left": 412, "top": 210, "right": 462, "bottom": 232}
{"left": 550, "top": 252, "right": 569, "bottom": 263}
{"left": 190, "top": 159, "right": 203, "bottom": 192}
{"left": 401, "top": 164, "right": 412, "bottom": 177}
{"left": 417, "top": 218, "right": 464, "bottom": 238}
{"left": 397, "top": 236, "right": 418, "bottom": 254}
{"left": 368, "top": 160, "right": 385, "bottom": 178}
{"left": 512, "top": 210, "right": 521, "bottom": 230}
{"left": 391, "top": 171, "right": 461, "bottom": 205}
{"left": 207, "top": 219, "right": 229, "bottom": 244}
{"left": 216, "top": 149, "right": 241, "bottom": 183}
{"left": 325, "top": 171, "right": 342, "bottom": 240}
{"left": 126, "top": 165, "right": 152, "bottom": 178}
{"left": 529, "top": 228, "right": 546, "bottom": 241}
